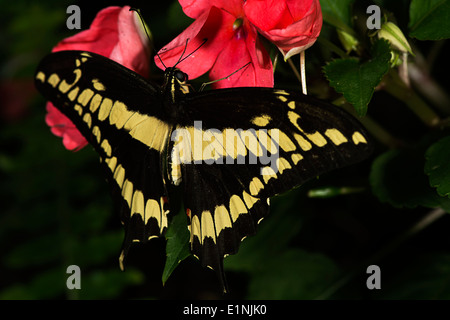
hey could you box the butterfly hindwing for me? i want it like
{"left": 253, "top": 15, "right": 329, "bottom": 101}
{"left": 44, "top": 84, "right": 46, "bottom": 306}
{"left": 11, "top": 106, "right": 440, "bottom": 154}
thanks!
{"left": 35, "top": 51, "right": 172, "bottom": 265}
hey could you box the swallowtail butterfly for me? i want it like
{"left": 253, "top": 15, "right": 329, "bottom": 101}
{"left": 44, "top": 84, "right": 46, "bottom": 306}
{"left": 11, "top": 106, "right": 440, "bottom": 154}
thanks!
{"left": 35, "top": 50, "right": 372, "bottom": 290}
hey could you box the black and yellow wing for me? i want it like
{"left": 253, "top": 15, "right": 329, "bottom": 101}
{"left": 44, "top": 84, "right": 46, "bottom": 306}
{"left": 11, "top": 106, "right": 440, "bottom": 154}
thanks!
{"left": 35, "top": 51, "right": 172, "bottom": 266}
{"left": 35, "top": 50, "right": 372, "bottom": 289}
{"left": 169, "top": 88, "right": 372, "bottom": 286}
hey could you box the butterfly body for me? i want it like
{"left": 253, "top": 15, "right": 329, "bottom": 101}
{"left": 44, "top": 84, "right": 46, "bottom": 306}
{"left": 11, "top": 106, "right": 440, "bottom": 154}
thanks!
{"left": 35, "top": 51, "right": 372, "bottom": 289}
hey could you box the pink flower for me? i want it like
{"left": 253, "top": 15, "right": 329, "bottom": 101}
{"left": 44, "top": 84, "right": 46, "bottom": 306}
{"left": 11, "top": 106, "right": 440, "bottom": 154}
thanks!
{"left": 244, "top": 0, "right": 322, "bottom": 60}
{"left": 155, "top": 0, "right": 322, "bottom": 88}
{"left": 46, "top": 6, "right": 150, "bottom": 151}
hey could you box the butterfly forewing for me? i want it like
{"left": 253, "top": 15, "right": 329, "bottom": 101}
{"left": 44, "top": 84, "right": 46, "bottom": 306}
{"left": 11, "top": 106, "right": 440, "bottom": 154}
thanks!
{"left": 35, "top": 51, "right": 172, "bottom": 265}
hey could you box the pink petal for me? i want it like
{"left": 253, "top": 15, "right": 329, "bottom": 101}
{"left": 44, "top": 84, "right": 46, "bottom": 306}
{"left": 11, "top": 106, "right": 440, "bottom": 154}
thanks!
{"left": 155, "top": 6, "right": 235, "bottom": 79}
{"left": 45, "top": 103, "right": 88, "bottom": 151}
{"left": 251, "top": 0, "right": 322, "bottom": 59}
{"left": 110, "top": 7, "right": 151, "bottom": 77}
{"left": 52, "top": 6, "right": 122, "bottom": 56}
{"left": 209, "top": 24, "right": 273, "bottom": 88}
{"left": 243, "top": 0, "right": 288, "bottom": 31}
{"left": 179, "top": 0, "right": 212, "bottom": 18}
{"left": 45, "top": 6, "right": 150, "bottom": 151}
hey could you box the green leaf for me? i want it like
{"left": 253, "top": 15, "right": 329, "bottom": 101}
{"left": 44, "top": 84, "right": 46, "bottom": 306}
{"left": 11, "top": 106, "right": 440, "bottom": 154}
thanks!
{"left": 79, "top": 268, "right": 144, "bottom": 299}
{"left": 246, "top": 249, "right": 340, "bottom": 300}
{"left": 378, "top": 253, "right": 450, "bottom": 299}
{"left": 323, "top": 40, "right": 391, "bottom": 116}
{"left": 320, "top": 0, "right": 355, "bottom": 35}
{"left": 409, "top": 0, "right": 450, "bottom": 40}
{"left": 425, "top": 136, "right": 450, "bottom": 198}
{"left": 224, "top": 190, "right": 305, "bottom": 272}
{"left": 370, "top": 148, "right": 450, "bottom": 211}
{"left": 162, "top": 210, "right": 191, "bottom": 285}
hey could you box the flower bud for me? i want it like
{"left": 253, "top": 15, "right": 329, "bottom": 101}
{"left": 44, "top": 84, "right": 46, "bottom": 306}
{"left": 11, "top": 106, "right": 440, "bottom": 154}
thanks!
{"left": 377, "top": 22, "right": 413, "bottom": 55}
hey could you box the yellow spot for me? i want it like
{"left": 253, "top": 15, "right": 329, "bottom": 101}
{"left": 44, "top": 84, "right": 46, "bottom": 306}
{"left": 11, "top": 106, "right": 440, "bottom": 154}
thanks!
{"left": 224, "top": 129, "right": 247, "bottom": 159}
{"left": 287, "top": 101, "right": 296, "bottom": 109}
{"left": 81, "top": 52, "right": 92, "bottom": 58}
{"left": 278, "top": 131, "right": 296, "bottom": 152}
{"left": 352, "top": 131, "right": 367, "bottom": 145}
{"left": 101, "top": 139, "right": 112, "bottom": 157}
{"left": 145, "top": 199, "right": 160, "bottom": 225}
{"left": 190, "top": 215, "right": 201, "bottom": 245}
{"left": 74, "top": 104, "right": 83, "bottom": 116}
{"left": 293, "top": 133, "right": 312, "bottom": 151}
{"left": 77, "top": 88, "right": 95, "bottom": 107}
{"left": 128, "top": 116, "right": 171, "bottom": 152}
{"left": 307, "top": 132, "right": 327, "bottom": 147}
{"left": 48, "top": 73, "right": 60, "bottom": 88}
{"left": 288, "top": 110, "right": 327, "bottom": 147}
{"left": 92, "top": 79, "right": 106, "bottom": 91}
{"left": 36, "top": 71, "right": 46, "bottom": 82}
{"left": 249, "top": 177, "right": 264, "bottom": 196}
{"left": 105, "top": 156, "right": 117, "bottom": 173}
{"left": 276, "top": 157, "right": 292, "bottom": 174}
{"left": 240, "top": 130, "right": 262, "bottom": 157}
{"left": 261, "top": 166, "right": 277, "bottom": 184}
{"left": 92, "top": 126, "right": 101, "bottom": 143}
{"left": 274, "top": 89, "right": 289, "bottom": 96}
{"left": 98, "top": 97, "right": 113, "bottom": 121}
{"left": 256, "top": 130, "right": 277, "bottom": 154}
{"left": 201, "top": 210, "right": 216, "bottom": 243}
{"left": 121, "top": 179, "right": 134, "bottom": 208}
{"left": 89, "top": 94, "right": 103, "bottom": 113}
{"left": 109, "top": 101, "right": 132, "bottom": 129}
{"left": 159, "top": 197, "right": 168, "bottom": 231}
{"left": 214, "top": 205, "right": 232, "bottom": 233}
{"left": 58, "top": 69, "right": 82, "bottom": 93}
{"left": 291, "top": 153, "right": 303, "bottom": 165}
{"left": 288, "top": 111, "right": 302, "bottom": 131}
{"left": 202, "top": 129, "right": 225, "bottom": 162}
{"left": 242, "top": 191, "right": 258, "bottom": 210}
{"left": 170, "top": 155, "right": 182, "bottom": 186}
{"left": 131, "top": 190, "right": 145, "bottom": 217}
{"left": 251, "top": 114, "right": 272, "bottom": 127}
{"left": 113, "top": 164, "right": 125, "bottom": 188}
{"left": 67, "top": 86, "right": 79, "bottom": 101}
{"left": 278, "top": 95, "right": 288, "bottom": 102}
{"left": 82, "top": 113, "right": 92, "bottom": 128}
{"left": 325, "top": 128, "right": 348, "bottom": 146}
{"left": 229, "top": 194, "right": 247, "bottom": 222}
{"left": 75, "top": 59, "right": 81, "bottom": 67}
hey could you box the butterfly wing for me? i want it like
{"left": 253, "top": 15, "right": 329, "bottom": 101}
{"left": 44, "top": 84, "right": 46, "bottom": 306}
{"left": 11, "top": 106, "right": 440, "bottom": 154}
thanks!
{"left": 35, "top": 51, "right": 172, "bottom": 265}
{"left": 171, "top": 87, "right": 372, "bottom": 284}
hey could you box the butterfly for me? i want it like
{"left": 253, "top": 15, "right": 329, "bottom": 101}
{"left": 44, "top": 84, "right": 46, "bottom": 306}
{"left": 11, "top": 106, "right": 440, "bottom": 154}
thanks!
{"left": 35, "top": 50, "right": 372, "bottom": 291}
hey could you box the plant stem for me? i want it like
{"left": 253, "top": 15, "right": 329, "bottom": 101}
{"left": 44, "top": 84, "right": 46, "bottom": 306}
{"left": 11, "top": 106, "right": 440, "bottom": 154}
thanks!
{"left": 334, "top": 97, "right": 403, "bottom": 148}
{"left": 315, "top": 208, "right": 447, "bottom": 300}
{"left": 383, "top": 70, "right": 441, "bottom": 127}
{"left": 287, "top": 58, "right": 302, "bottom": 84}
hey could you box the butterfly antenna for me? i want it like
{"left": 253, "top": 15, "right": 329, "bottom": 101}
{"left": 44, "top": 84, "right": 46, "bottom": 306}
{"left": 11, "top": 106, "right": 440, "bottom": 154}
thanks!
{"left": 174, "top": 38, "right": 208, "bottom": 68}
{"left": 129, "top": 7, "right": 167, "bottom": 69}
{"left": 199, "top": 62, "right": 251, "bottom": 91}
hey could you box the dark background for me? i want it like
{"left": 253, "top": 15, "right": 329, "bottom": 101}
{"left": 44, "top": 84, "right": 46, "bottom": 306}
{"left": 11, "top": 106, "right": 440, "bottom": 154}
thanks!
{"left": 1, "top": 0, "right": 450, "bottom": 299}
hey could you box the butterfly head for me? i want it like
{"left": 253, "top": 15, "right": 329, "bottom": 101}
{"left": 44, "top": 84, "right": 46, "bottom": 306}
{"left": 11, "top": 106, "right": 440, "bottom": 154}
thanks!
{"left": 163, "top": 67, "right": 191, "bottom": 103}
